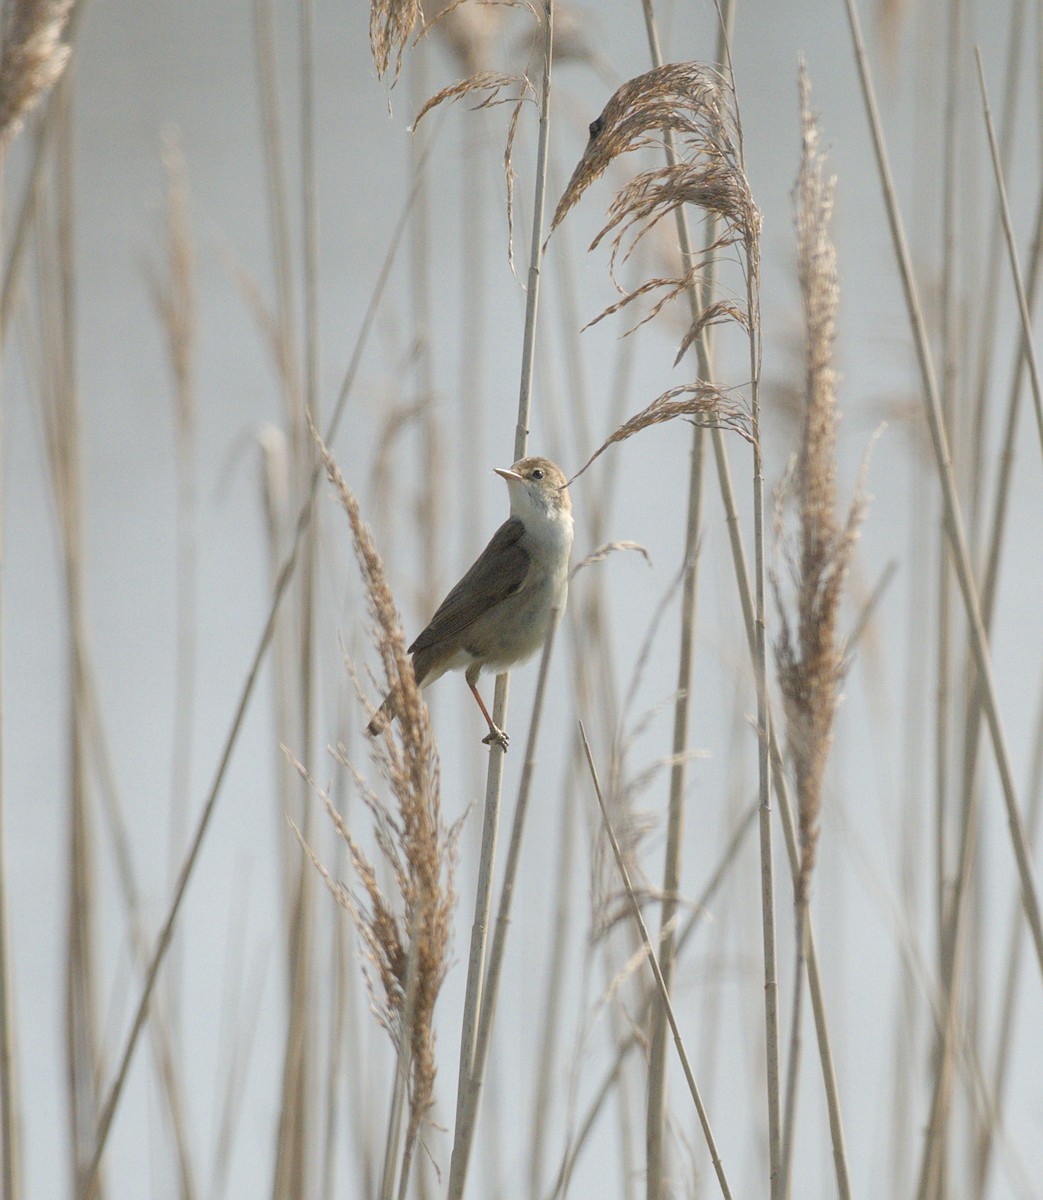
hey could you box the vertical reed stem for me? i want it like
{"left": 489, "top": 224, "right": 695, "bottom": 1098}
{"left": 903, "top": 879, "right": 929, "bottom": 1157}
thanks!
{"left": 448, "top": 7, "right": 554, "bottom": 1197}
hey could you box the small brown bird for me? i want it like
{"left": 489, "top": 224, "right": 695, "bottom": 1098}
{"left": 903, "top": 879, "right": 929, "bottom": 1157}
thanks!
{"left": 367, "top": 456, "right": 573, "bottom": 751}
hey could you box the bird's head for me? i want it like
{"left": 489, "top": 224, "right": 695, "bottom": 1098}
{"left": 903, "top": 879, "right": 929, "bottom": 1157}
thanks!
{"left": 494, "top": 456, "right": 571, "bottom": 523}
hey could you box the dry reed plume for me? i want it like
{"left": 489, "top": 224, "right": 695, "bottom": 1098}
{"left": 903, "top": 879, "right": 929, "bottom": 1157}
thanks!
{"left": 772, "top": 65, "right": 865, "bottom": 907}
{"left": 551, "top": 62, "right": 759, "bottom": 362}
{"left": 551, "top": 63, "right": 757, "bottom": 474}
{"left": 571, "top": 382, "right": 749, "bottom": 482}
{"left": 412, "top": 69, "right": 534, "bottom": 272}
{"left": 0, "top": 0, "right": 73, "bottom": 149}
{"left": 369, "top": 0, "right": 423, "bottom": 83}
{"left": 297, "top": 434, "right": 457, "bottom": 1171}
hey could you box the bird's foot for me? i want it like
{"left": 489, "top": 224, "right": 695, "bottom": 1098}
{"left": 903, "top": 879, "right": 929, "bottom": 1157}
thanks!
{"left": 481, "top": 726, "right": 510, "bottom": 752}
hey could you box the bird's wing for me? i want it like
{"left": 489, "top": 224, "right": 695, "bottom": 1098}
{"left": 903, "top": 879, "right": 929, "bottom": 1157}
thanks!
{"left": 409, "top": 517, "right": 530, "bottom": 654}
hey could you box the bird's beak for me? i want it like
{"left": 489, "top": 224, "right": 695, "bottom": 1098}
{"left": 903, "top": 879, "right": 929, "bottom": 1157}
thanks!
{"left": 494, "top": 467, "right": 524, "bottom": 483}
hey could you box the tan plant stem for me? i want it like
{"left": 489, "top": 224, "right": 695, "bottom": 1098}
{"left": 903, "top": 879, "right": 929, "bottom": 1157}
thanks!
{"left": 273, "top": 6, "right": 321, "bottom": 1196}
{"left": 634, "top": 7, "right": 733, "bottom": 1197}
{"left": 449, "top": 608, "right": 561, "bottom": 1200}
{"left": 378, "top": 910, "right": 423, "bottom": 1200}
{"left": 744, "top": 184, "right": 780, "bottom": 1200}
{"left": 975, "top": 677, "right": 1043, "bottom": 1195}
{"left": 547, "top": 803, "right": 757, "bottom": 1200}
{"left": 46, "top": 95, "right": 108, "bottom": 1200}
{"left": 78, "top": 139, "right": 435, "bottom": 1200}
{"left": 703, "top": 415, "right": 853, "bottom": 1198}
{"left": 842, "top": 0, "right": 1043, "bottom": 980}
{"left": 780, "top": 905, "right": 808, "bottom": 1200}
{"left": 448, "top": 666, "right": 506, "bottom": 1140}
{"left": 976, "top": 49, "right": 1043, "bottom": 459}
{"left": 579, "top": 723, "right": 734, "bottom": 1200}
{"left": 933, "top": 0, "right": 960, "bottom": 1053}
{"left": 967, "top": 0, "right": 1025, "bottom": 532}
{"left": 447, "top": 7, "right": 554, "bottom": 1198}
{"left": 710, "top": 21, "right": 782, "bottom": 1197}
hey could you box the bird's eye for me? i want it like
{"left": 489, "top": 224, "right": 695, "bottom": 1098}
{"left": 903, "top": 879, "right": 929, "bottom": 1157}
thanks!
{"left": 531, "top": 468, "right": 544, "bottom": 480}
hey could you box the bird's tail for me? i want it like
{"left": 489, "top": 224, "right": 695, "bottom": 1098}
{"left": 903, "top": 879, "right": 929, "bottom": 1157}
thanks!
{"left": 366, "top": 693, "right": 398, "bottom": 737}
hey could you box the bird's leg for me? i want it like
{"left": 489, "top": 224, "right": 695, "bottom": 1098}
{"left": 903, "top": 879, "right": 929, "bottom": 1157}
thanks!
{"left": 467, "top": 674, "right": 509, "bottom": 752}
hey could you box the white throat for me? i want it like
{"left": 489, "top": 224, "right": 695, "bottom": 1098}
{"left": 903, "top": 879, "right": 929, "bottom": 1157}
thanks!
{"left": 509, "top": 483, "right": 574, "bottom": 557}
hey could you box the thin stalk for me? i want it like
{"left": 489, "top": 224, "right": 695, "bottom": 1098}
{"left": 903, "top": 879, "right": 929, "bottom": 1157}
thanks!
{"left": 448, "top": 6, "right": 554, "bottom": 1195}
{"left": 747, "top": 211, "right": 780, "bottom": 1200}
{"left": 273, "top": 5, "right": 321, "bottom": 1195}
{"left": 635, "top": 5, "right": 733, "bottom": 1195}
{"left": 547, "top": 803, "right": 757, "bottom": 1200}
{"left": 448, "top": 677, "right": 505, "bottom": 1142}
{"left": 512, "top": 1, "right": 553, "bottom": 463}
{"left": 718, "top": 29, "right": 782, "bottom": 1194}
{"left": 251, "top": 2, "right": 303, "bottom": 966}
{"left": 154, "top": 133, "right": 198, "bottom": 1069}
{"left": 411, "top": 48, "right": 441, "bottom": 615}
{"left": 935, "top": 0, "right": 962, "bottom": 1003}
{"left": 888, "top": 399, "right": 933, "bottom": 1198}
{"left": 713, "top": 424, "right": 853, "bottom": 1200}
{"left": 968, "top": 0, "right": 1025, "bottom": 536}
{"left": 79, "top": 140, "right": 435, "bottom": 1200}
{"left": 843, "top": 0, "right": 1043, "bottom": 982}
{"left": 779, "top": 906, "right": 808, "bottom": 1200}
{"left": 976, "top": 48, "right": 1043, "bottom": 459}
{"left": 927, "top": 5, "right": 963, "bottom": 1192}
{"left": 975, "top": 675, "right": 1043, "bottom": 1195}
{"left": 448, "top": 606, "right": 561, "bottom": 1200}
{"left": 252, "top": 0, "right": 301, "bottom": 416}
{"left": 528, "top": 292, "right": 634, "bottom": 1195}
{"left": 378, "top": 909, "right": 423, "bottom": 1200}
{"left": 47, "top": 95, "right": 108, "bottom": 1200}
{"left": 450, "top": 42, "right": 491, "bottom": 596}
{"left": 528, "top": 749, "right": 580, "bottom": 1198}
{"left": 579, "top": 723, "right": 734, "bottom": 1200}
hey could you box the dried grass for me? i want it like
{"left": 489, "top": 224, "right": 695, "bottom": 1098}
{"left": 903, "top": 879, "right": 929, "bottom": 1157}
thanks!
{"left": 772, "top": 66, "right": 865, "bottom": 907}
{"left": 570, "top": 540, "right": 652, "bottom": 577}
{"left": 412, "top": 70, "right": 534, "bottom": 271}
{"left": 0, "top": 0, "right": 73, "bottom": 150}
{"left": 370, "top": 0, "right": 424, "bottom": 84}
{"left": 549, "top": 62, "right": 759, "bottom": 367}
{"left": 570, "top": 382, "right": 750, "bottom": 484}
{"left": 300, "top": 434, "right": 458, "bottom": 1160}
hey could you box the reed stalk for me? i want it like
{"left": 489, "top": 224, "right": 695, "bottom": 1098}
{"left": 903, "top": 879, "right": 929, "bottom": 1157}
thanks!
{"left": 447, "top": 9, "right": 555, "bottom": 1198}
{"left": 580, "top": 722, "right": 733, "bottom": 1200}
{"left": 635, "top": 5, "right": 733, "bottom": 1197}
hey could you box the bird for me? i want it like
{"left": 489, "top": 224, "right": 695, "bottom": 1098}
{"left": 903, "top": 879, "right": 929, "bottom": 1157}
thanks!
{"left": 367, "top": 456, "right": 573, "bottom": 751}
